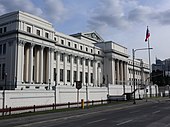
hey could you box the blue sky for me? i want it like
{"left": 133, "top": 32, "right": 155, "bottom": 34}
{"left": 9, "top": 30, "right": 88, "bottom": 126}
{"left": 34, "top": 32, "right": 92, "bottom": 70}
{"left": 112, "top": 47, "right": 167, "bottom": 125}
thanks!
{"left": 1, "top": 0, "right": 170, "bottom": 63}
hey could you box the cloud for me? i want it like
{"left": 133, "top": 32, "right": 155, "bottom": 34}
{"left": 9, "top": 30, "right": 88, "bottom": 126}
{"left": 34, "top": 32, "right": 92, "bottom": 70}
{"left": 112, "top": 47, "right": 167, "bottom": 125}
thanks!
{"left": 87, "top": 0, "right": 170, "bottom": 33}
{"left": 128, "top": 6, "right": 152, "bottom": 23}
{"left": 87, "top": 0, "right": 129, "bottom": 32}
{"left": 0, "top": 0, "right": 43, "bottom": 16}
{"left": 43, "top": 0, "right": 68, "bottom": 22}
{"left": 0, "top": 0, "right": 68, "bottom": 23}
{"left": 151, "top": 9, "right": 170, "bottom": 25}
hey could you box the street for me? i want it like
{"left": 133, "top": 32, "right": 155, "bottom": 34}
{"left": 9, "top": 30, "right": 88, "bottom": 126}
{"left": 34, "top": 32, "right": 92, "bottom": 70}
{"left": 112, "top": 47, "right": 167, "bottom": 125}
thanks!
{"left": 1, "top": 98, "right": 170, "bottom": 127}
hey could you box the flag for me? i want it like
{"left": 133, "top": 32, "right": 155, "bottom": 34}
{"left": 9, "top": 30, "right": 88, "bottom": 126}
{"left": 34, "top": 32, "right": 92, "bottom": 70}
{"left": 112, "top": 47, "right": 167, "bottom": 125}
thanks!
{"left": 145, "top": 26, "right": 150, "bottom": 42}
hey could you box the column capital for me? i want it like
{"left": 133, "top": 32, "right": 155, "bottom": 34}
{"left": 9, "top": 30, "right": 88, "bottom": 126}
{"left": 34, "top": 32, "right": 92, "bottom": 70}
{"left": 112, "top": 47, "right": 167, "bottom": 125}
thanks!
{"left": 49, "top": 47, "right": 55, "bottom": 52}
{"left": 18, "top": 40, "right": 26, "bottom": 46}
{"left": 29, "top": 43, "right": 34, "bottom": 48}
{"left": 40, "top": 45, "right": 45, "bottom": 50}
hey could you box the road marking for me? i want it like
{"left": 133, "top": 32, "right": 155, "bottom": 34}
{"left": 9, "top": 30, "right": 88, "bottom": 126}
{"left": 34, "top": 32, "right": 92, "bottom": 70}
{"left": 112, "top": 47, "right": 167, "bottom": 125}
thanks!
{"left": 152, "top": 110, "right": 160, "bottom": 114}
{"left": 87, "top": 119, "right": 106, "bottom": 124}
{"left": 130, "top": 110, "right": 140, "bottom": 113}
{"left": 13, "top": 103, "right": 148, "bottom": 127}
{"left": 116, "top": 119, "right": 133, "bottom": 126}
{"left": 152, "top": 105, "right": 158, "bottom": 108}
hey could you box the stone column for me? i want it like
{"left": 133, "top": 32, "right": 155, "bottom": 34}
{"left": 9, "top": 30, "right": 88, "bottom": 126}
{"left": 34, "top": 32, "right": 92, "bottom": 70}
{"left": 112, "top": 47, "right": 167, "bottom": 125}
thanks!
{"left": 47, "top": 48, "right": 51, "bottom": 84}
{"left": 93, "top": 60, "right": 97, "bottom": 86}
{"left": 88, "top": 59, "right": 91, "bottom": 85}
{"left": 77, "top": 57, "right": 80, "bottom": 81}
{"left": 29, "top": 44, "right": 34, "bottom": 83}
{"left": 56, "top": 52, "right": 60, "bottom": 84}
{"left": 21, "top": 42, "right": 25, "bottom": 83}
{"left": 50, "top": 49, "right": 54, "bottom": 85}
{"left": 82, "top": 58, "right": 85, "bottom": 85}
{"left": 39, "top": 46, "right": 44, "bottom": 84}
{"left": 17, "top": 41, "right": 25, "bottom": 84}
{"left": 111, "top": 59, "right": 115, "bottom": 85}
{"left": 35, "top": 47, "right": 40, "bottom": 83}
{"left": 24, "top": 45, "right": 29, "bottom": 83}
{"left": 117, "top": 60, "right": 119, "bottom": 84}
{"left": 120, "top": 61, "right": 124, "bottom": 85}
{"left": 124, "top": 62, "right": 128, "bottom": 85}
{"left": 64, "top": 53, "right": 67, "bottom": 85}
{"left": 70, "top": 55, "right": 74, "bottom": 85}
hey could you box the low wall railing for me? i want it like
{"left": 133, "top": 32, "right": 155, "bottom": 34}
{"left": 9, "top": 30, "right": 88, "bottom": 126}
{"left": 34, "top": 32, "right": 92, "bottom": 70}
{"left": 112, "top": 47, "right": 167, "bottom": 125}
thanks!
{"left": 0, "top": 99, "right": 112, "bottom": 116}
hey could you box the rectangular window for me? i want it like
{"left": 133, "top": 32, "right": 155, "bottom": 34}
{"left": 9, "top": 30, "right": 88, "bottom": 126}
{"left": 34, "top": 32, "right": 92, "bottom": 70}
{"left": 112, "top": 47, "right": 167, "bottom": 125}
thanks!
{"left": 45, "top": 32, "right": 49, "bottom": 38}
{"left": 54, "top": 37, "right": 56, "bottom": 41}
{"left": 3, "top": 44, "right": 6, "bottom": 54}
{"left": 74, "top": 44, "right": 77, "bottom": 48}
{"left": 0, "top": 28, "right": 2, "bottom": 34}
{"left": 0, "top": 64, "right": 1, "bottom": 80}
{"left": 36, "top": 29, "right": 40, "bottom": 36}
{"left": 67, "top": 70, "right": 70, "bottom": 82}
{"left": 0, "top": 45, "right": 2, "bottom": 55}
{"left": 90, "top": 60, "right": 93, "bottom": 67}
{"left": 4, "top": 27, "right": 6, "bottom": 33}
{"left": 2, "top": 64, "right": 5, "bottom": 80}
{"left": 90, "top": 73, "right": 93, "bottom": 83}
{"left": 91, "top": 49, "right": 93, "bottom": 53}
{"left": 68, "top": 42, "right": 70, "bottom": 46}
{"left": 67, "top": 55, "right": 71, "bottom": 63}
{"left": 60, "top": 69, "right": 63, "bottom": 81}
{"left": 74, "top": 57, "right": 77, "bottom": 64}
{"left": 27, "top": 26, "right": 31, "bottom": 33}
{"left": 85, "top": 72, "right": 88, "bottom": 83}
{"left": 80, "top": 45, "right": 83, "bottom": 50}
{"left": 98, "top": 63, "right": 100, "bottom": 68}
{"left": 54, "top": 68, "right": 56, "bottom": 81}
{"left": 80, "top": 72, "right": 82, "bottom": 82}
{"left": 54, "top": 52, "right": 57, "bottom": 60}
{"left": 86, "top": 47, "right": 88, "bottom": 52}
{"left": 61, "top": 39, "right": 64, "bottom": 45}
{"left": 85, "top": 59, "right": 88, "bottom": 66}
{"left": 60, "top": 53, "right": 64, "bottom": 62}
{"left": 74, "top": 71, "right": 77, "bottom": 82}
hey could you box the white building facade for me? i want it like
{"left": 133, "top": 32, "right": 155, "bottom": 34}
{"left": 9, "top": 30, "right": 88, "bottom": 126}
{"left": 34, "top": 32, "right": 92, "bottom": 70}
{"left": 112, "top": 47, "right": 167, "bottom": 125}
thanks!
{"left": 0, "top": 11, "right": 150, "bottom": 91}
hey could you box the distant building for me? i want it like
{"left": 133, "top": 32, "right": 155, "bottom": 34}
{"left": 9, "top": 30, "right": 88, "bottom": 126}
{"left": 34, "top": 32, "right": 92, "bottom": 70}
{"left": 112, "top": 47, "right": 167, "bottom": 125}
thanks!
{"left": 152, "top": 58, "right": 170, "bottom": 76}
{"left": 0, "top": 11, "right": 150, "bottom": 90}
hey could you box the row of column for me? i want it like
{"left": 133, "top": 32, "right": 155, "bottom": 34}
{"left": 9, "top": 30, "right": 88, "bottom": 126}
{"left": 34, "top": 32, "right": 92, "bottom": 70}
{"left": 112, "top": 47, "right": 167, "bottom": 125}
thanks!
{"left": 55, "top": 52, "right": 99, "bottom": 86}
{"left": 17, "top": 41, "right": 100, "bottom": 86}
{"left": 17, "top": 42, "right": 54, "bottom": 85}
{"left": 115, "top": 59, "right": 127, "bottom": 85}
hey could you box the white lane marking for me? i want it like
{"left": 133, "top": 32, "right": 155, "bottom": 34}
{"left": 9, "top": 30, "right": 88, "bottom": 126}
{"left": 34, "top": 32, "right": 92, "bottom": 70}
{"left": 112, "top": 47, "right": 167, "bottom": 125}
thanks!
{"left": 130, "top": 110, "right": 140, "bottom": 113}
{"left": 152, "top": 110, "right": 160, "bottom": 114}
{"left": 13, "top": 103, "right": 145, "bottom": 127}
{"left": 152, "top": 105, "right": 158, "bottom": 108}
{"left": 87, "top": 119, "right": 106, "bottom": 124}
{"left": 116, "top": 119, "right": 133, "bottom": 126}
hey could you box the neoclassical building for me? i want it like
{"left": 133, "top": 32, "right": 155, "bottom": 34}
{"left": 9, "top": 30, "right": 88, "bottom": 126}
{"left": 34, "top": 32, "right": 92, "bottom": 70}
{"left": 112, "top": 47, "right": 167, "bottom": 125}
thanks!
{"left": 0, "top": 11, "right": 149, "bottom": 90}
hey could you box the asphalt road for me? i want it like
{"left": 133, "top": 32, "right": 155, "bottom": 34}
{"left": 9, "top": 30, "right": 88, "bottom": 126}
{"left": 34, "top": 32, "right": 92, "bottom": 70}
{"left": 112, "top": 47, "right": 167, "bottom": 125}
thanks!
{"left": 1, "top": 98, "right": 170, "bottom": 127}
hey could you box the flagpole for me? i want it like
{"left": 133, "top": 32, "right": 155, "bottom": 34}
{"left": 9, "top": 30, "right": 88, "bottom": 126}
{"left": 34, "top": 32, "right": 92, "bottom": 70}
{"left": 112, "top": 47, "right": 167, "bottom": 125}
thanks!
{"left": 147, "top": 35, "right": 152, "bottom": 97}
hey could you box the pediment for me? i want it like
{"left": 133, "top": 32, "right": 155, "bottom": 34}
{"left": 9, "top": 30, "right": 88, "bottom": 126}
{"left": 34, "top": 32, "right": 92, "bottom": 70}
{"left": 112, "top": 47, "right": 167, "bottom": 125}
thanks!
{"left": 82, "top": 31, "right": 104, "bottom": 42}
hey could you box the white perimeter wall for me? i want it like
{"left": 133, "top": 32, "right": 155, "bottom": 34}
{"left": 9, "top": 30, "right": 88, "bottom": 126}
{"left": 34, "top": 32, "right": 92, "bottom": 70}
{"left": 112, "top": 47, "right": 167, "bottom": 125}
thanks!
{"left": 0, "top": 85, "right": 158, "bottom": 108}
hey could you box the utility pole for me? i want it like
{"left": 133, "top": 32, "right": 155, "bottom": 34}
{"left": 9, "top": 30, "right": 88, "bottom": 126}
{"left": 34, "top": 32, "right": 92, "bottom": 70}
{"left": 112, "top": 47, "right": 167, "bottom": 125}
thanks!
{"left": 2, "top": 73, "right": 7, "bottom": 116}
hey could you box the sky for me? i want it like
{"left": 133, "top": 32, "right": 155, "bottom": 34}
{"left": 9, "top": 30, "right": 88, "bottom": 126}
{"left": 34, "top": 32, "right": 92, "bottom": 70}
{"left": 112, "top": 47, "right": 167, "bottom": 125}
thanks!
{"left": 0, "top": 0, "right": 170, "bottom": 64}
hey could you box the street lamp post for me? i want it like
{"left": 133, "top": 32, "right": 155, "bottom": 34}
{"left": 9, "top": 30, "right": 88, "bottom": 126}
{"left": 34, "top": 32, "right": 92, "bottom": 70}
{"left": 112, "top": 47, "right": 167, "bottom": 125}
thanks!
{"left": 2, "top": 73, "right": 7, "bottom": 116}
{"left": 132, "top": 48, "right": 152, "bottom": 104}
{"left": 54, "top": 73, "right": 57, "bottom": 109}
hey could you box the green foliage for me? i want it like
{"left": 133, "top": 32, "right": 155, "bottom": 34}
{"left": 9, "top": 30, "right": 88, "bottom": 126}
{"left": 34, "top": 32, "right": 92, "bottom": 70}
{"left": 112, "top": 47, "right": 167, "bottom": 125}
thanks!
{"left": 152, "top": 70, "right": 170, "bottom": 86}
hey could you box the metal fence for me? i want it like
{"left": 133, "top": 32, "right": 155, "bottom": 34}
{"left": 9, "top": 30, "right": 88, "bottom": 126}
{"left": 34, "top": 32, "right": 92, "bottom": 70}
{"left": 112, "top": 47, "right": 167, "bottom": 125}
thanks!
{"left": 0, "top": 99, "right": 110, "bottom": 116}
